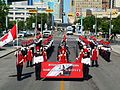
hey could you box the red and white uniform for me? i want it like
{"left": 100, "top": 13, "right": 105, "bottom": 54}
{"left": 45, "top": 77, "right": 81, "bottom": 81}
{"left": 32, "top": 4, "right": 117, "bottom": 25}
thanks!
{"left": 42, "top": 51, "right": 47, "bottom": 62}
{"left": 58, "top": 54, "right": 67, "bottom": 63}
{"left": 91, "top": 48, "right": 98, "bottom": 61}
{"left": 83, "top": 48, "right": 88, "bottom": 53}
{"left": 16, "top": 52, "right": 24, "bottom": 65}
{"left": 62, "top": 34, "right": 67, "bottom": 42}
{"left": 79, "top": 51, "right": 84, "bottom": 63}
{"left": 59, "top": 47, "right": 66, "bottom": 54}
{"left": 36, "top": 46, "right": 40, "bottom": 52}
{"left": 27, "top": 49, "right": 33, "bottom": 62}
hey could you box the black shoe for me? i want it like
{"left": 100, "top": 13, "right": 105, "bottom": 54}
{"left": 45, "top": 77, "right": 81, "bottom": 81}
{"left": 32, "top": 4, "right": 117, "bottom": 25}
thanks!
{"left": 91, "top": 65, "right": 94, "bottom": 67}
{"left": 17, "top": 77, "right": 21, "bottom": 81}
{"left": 36, "top": 78, "right": 40, "bottom": 80}
{"left": 96, "top": 65, "right": 99, "bottom": 67}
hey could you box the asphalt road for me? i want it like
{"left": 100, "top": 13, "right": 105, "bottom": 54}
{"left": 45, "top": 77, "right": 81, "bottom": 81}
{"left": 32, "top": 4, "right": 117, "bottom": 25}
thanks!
{"left": 0, "top": 34, "right": 120, "bottom": 90}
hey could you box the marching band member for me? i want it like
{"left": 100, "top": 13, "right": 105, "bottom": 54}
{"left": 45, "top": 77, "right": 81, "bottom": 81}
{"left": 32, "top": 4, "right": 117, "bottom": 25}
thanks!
{"left": 26, "top": 47, "right": 33, "bottom": 67}
{"left": 78, "top": 49, "right": 84, "bottom": 63}
{"left": 42, "top": 48, "right": 47, "bottom": 62}
{"left": 33, "top": 47, "right": 44, "bottom": 80}
{"left": 91, "top": 46, "right": 99, "bottom": 67}
{"left": 58, "top": 53, "right": 67, "bottom": 63}
{"left": 62, "top": 34, "right": 67, "bottom": 43}
{"left": 59, "top": 45, "right": 66, "bottom": 54}
{"left": 34, "top": 50, "right": 41, "bottom": 80}
{"left": 81, "top": 46, "right": 91, "bottom": 80}
{"left": 15, "top": 50, "right": 24, "bottom": 81}
{"left": 35, "top": 45, "right": 40, "bottom": 52}
{"left": 21, "top": 45, "right": 27, "bottom": 56}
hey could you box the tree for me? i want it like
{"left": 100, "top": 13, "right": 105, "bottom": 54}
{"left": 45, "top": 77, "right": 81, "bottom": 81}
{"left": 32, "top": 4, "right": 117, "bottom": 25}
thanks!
{"left": 83, "top": 15, "right": 95, "bottom": 32}
{"left": 0, "top": 0, "right": 9, "bottom": 31}
{"left": 112, "top": 15, "right": 120, "bottom": 34}
{"left": 26, "top": 13, "right": 49, "bottom": 30}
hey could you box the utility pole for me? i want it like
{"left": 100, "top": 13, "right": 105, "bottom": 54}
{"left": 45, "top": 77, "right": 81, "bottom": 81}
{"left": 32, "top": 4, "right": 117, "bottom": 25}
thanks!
{"left": 80, "top": 8, "right": 83, "bottom": 35}
{"left": 5, "top": 0, "right": 8, "bottom": 31}
{"left": 41, "top": 16, "right": 42, "bottom": 34}
{"left": 95, "top": 13, "right": 97, "bottom": 37}
{"left": 62, "top": 0, "right": 64, "bottom": 23}
{"left": 109, "top": 0, "right": 112, "bottom": 36}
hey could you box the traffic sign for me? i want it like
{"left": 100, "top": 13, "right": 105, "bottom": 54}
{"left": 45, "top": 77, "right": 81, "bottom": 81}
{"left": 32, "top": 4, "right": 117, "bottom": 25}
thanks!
{"left": 76, "top": 12, "right": 80, "bottom": 17}
{"left": 29, "top": 9, "right": 37, "bottom": 13}
{"left": 46, "top": 9, "right": 53, "bottom": 13}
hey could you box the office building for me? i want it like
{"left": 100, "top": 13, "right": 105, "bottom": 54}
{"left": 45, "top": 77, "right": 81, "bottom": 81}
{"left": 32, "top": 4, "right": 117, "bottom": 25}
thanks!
{"left": 8, "top": 1, "right": 47, "bottom": 21}
{"left": 102, "top": 0, "right": 109, "bottom": 10}
{"left": 75, "top": 0, "right": 102, "bottom": 12}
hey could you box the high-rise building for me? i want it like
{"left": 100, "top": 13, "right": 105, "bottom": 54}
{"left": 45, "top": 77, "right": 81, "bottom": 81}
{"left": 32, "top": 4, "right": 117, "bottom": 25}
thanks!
{"left": 75, "top": 0, "right": 102, "bottom": 12}
{"left": 8, "top": 1, "right": 46, "bottom": 21}
{"left": 102, "top": 0, "right": 109, "bottom": 10}
{"left": 33, "top": 0, "right": 61, "bottom": 21}
{"left": 8, "top": 0, "right": 61, "bottom": 22}
{"left": 114, "top": 0, "right": 120, "bottom": 7}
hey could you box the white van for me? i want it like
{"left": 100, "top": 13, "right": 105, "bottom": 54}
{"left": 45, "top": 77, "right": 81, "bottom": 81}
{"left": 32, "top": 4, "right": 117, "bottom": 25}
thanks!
{"left": 43, "top": 30, "right": 52, "bottom": 38}
{"left": 66, "top": 26, "right": 73, "bottom": 35}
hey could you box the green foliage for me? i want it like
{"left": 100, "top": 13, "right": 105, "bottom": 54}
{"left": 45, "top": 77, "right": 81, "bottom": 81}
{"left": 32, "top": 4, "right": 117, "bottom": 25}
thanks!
{"left": 83, "top": 15, "right": 95, "bottom": 31}
{"left": 112, "top": 15, "right": 120, "bottom": 34}
{"left": 0, "top": 0, "right": 9, "bottom": 30}
{"left": 26, "top": 13, "right": 51, "bottom": 30}
{"left": 75, "top": 14, "right": 120, "bottom": 34}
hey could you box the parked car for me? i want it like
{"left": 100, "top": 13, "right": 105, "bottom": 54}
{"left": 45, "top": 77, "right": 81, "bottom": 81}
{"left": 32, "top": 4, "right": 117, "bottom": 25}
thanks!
{"left": 18, "top": 31, "right": 27, "bottom": 38}
{"left": 43, "top": 30, "right": 52, "bottom": 38}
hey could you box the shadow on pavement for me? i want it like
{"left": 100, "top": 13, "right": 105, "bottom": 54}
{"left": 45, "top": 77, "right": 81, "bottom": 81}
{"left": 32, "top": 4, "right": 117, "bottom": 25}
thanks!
{"left": 9, "top": 71, "right": 34, "bottom": 80}
{"left": 0, "top": 48, "right": 6, "bottom": 51}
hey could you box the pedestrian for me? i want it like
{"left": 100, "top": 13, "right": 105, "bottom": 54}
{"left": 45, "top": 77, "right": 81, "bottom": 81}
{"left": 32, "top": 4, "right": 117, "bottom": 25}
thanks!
{"left": 26, "top": 47, "right": 33, "bottom": 67}
{"left": 15, "top": 50, "right": 24, "bottom": 81}
{"left": 91, "top": 46, "right": 99, "bottom": 67}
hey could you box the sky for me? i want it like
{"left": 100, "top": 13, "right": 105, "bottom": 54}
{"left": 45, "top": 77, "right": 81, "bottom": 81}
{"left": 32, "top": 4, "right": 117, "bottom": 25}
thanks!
{"left": 64, "top": 0, "right": 70, "bottom": 23}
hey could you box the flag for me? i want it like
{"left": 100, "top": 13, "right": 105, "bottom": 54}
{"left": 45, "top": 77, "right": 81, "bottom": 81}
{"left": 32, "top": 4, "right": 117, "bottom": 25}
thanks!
{"left": 0, "top": 24, "right": 16, "bottom": 47}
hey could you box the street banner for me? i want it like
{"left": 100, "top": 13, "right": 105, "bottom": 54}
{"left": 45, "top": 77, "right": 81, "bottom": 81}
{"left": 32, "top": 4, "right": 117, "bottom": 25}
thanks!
{"left": 41, "top": 62, "right": 83, "bottom": 78}
{"left": 0, "top": 24, "right": 16, "bottom": 47}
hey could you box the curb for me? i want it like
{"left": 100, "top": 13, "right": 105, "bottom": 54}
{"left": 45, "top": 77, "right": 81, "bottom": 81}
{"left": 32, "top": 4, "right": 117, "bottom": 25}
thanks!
{"left": 0, "top": 49, "right": 18, "bottom": 58}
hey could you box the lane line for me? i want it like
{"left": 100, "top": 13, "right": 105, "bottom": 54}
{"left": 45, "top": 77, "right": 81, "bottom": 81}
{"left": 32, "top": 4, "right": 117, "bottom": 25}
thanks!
{"left": 60, "top": 80, "right": 64, "bottom": 90}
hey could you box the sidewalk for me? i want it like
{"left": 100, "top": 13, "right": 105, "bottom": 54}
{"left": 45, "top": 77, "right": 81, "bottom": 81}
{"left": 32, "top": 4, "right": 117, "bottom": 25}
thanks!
{"left": 111, "top": 45, "right": 120, "bottom": 54}
{"left": 0, "top": 47, "right": 17, "bottom": 58}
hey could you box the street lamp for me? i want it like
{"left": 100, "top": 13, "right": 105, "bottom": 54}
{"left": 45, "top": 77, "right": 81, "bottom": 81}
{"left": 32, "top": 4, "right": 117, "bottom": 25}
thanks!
{"left": 109, "top": 0, "right": 112, "bottom": 36}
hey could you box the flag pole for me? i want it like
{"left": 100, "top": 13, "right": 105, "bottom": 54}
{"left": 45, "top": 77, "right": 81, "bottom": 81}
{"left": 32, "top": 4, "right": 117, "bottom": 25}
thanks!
{"left": 16, "top": 20, "right": 19, "bottom": 67}
{"left": 16, "top": 20, "right": 19, "bottom": 49}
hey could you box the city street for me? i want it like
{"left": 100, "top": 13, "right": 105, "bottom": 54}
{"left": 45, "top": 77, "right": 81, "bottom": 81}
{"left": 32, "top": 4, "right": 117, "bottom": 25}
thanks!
{"left": 0, "top": 34, "right": 120, "bottom": 90}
